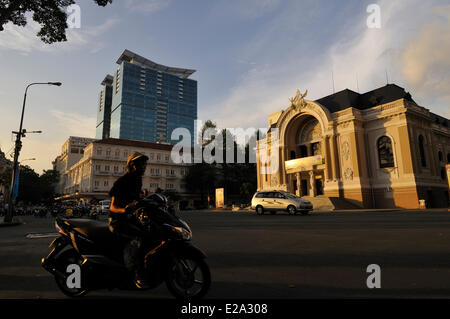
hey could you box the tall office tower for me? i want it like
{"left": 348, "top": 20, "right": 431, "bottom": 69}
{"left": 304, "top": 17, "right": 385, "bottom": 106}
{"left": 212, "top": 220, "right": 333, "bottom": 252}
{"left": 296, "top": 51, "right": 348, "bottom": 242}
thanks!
{"left": 96, "top": 74, "right": 114, "bottom": 139}
{"left": 108, "top": 49, "right": 197, "bottom": 145}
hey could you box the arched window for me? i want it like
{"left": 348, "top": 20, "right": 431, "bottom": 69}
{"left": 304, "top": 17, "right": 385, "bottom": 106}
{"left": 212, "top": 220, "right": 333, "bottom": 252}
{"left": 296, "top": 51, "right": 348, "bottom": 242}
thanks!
{"left": 377, "top": 136, "right": 394, "bottom": 168}
{"left": 418, "top": 135, "right": 426, "bottom": 167}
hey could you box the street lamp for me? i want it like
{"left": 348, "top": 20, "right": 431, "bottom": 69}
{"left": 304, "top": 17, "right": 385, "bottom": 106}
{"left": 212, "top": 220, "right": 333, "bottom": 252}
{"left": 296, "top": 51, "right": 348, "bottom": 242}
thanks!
{"left": 4, "top": 82, "right": 62, "bottom": 223}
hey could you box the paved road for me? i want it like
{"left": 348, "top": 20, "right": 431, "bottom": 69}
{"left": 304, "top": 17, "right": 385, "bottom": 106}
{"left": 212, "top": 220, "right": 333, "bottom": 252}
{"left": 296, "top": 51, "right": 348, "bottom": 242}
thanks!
{"left": 1, "top": 209, "right": 450, "bottom": 299}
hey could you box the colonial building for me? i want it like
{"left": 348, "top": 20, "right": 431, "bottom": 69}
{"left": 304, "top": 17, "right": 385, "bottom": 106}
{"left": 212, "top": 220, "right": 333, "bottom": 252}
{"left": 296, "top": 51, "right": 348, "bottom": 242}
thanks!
{"left": 256, "top": 84, "right": 450, "bottom": 209}
{"left": 53, "top": 136, "right": 97, "bottom": 195}
{"left": 63, "top": 138, "right": 188, "bottom": 200}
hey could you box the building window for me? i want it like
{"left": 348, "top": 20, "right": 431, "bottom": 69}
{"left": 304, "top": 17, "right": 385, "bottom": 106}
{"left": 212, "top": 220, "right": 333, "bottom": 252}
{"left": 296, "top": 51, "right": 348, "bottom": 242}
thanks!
{"left": 95, "top": 165, "right": 101, "bottom": 171}
{"left": 441, "top": 167, "right": 446, "bottom": 180}
{"left": 97, "top": 148, "right": 102, "bottom": 155}
{"left": 106, "top": 149, "right": 111, "bottom": 157}
{"left": 438, "top": 151, "right": 443, "bottom": 162}
{"left": 105, "top": 165, "right": 110, "bottom": 171}
{"left": 104, "top": 180, "right": 109, "bottom": 187}
{"left": 447, "top": 153, "right": 450, "bottom": 163}
{"left": 71, "top": 147, "right": 78, "bottom": 154}
{"left": 299, "top": 145, "right": 308, "bottom": 158}
{"left": 377, "top": 136, "right": 394, "bottom": 168}
{"left": 418, "top": 135, "right": 426, "bottom": 167}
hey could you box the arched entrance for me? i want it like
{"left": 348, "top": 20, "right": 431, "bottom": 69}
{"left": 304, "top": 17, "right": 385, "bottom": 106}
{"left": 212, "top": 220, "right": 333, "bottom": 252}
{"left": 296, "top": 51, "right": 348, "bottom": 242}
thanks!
{"left": 283, "top": 114, "right": 326, "bottom": 197}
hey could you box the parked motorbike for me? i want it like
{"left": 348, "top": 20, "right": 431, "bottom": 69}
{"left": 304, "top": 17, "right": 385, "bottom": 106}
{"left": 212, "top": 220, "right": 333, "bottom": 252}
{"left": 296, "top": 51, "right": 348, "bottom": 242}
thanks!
{"left": 41, "top": 194, "right": 211, "bottom": 299}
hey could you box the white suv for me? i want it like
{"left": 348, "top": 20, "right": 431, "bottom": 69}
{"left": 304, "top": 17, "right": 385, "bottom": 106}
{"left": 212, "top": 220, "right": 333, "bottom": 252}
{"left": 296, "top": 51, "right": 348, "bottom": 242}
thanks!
{"left": 251, "top": 191, "right": 313, "bottom": 215}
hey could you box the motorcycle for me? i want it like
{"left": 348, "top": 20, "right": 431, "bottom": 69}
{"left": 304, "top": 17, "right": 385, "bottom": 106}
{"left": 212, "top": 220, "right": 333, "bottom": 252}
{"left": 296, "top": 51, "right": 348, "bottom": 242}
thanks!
{"left": 41, "top": 194, "right": 211, "bottom": 299}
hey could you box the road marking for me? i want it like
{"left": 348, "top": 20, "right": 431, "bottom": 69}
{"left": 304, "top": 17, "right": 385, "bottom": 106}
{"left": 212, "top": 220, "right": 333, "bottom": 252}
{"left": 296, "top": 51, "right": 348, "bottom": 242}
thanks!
{"left": 26, "top": 233, "right": 59, "bottom": 239}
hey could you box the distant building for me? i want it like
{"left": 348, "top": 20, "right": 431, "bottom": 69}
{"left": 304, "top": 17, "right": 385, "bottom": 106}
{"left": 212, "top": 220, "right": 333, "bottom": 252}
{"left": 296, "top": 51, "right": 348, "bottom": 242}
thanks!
{"left": 256, "top": 84, "right": 450, "bottom": 209}
{"left": 96, "top": 75, "right": 114, "bottom": 140}
{"left": 63, "top": 138, "right": 188, "bottom": 200}
{"left": 52, "top": 136, "right": 97, "bottom": 194}
{"left": 96, "top": 49, "right": 197, "bottom": 145}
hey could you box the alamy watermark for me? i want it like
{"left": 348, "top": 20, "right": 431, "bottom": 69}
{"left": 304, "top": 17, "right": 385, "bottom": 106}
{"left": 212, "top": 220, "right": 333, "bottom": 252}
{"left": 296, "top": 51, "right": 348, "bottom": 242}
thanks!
{"left": 170, "top": 120, "right": 280, "bottom": 174}
{"left": 366, "top": 264, "right": 381, "bottom": 289}
{"left": 366, "top": 4, "right": 381, "bottom": 29}
{"left": 67, "top": 4, "right": 81, "bottom": 29}
{"left": 66, "top": 264, "right": 81, "bottom": 289}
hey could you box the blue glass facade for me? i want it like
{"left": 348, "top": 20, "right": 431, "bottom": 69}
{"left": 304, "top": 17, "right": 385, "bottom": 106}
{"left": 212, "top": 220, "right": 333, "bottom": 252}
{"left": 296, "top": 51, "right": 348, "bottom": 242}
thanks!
{"left": 109, "top": 57, "right": 197, "bottom": 145}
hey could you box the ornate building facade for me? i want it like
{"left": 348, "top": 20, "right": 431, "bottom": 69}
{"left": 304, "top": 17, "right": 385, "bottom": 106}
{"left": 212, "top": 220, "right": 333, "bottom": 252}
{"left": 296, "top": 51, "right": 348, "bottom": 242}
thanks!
{"left": 256, "top": 84, "right": 450, "bottom": 209}
{"left": 62, "top": 138, "right": 188, "bottom": 200}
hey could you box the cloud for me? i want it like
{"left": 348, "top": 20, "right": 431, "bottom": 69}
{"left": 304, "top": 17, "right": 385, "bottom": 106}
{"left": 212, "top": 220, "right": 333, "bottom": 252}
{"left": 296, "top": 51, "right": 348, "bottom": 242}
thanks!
{"left": 201, "top": 0, "right": 450, "bottom": 129}
{"left": 398, "top": 5, "right": 450, "bottom": 108}
{"left": 0, "top": 16, "right": 119, "bottom": 54}
{"left": 124, "top": 0, "right": 171, "bottom": 14}
{"left": 50, "top": 109, "right": 96, "bottom": 138}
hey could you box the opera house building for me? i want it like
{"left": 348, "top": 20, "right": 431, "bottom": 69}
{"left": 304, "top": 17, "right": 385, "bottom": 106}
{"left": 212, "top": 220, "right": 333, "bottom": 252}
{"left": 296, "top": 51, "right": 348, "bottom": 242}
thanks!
{"left": 256, "top": 84, "right": 449, "bottom": 209}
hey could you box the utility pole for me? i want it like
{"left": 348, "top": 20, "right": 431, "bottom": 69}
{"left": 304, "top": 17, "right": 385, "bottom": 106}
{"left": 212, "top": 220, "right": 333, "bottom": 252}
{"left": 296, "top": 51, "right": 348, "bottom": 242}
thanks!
{"left": 4, "top": 82, "right": 61, "bottom": 223}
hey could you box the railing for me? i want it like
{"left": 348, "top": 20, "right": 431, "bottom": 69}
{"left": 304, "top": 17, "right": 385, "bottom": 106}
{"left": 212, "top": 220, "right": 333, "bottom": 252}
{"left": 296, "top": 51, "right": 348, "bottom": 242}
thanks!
{"left": 285, "top": 155, "right": 323, "bottom": 173}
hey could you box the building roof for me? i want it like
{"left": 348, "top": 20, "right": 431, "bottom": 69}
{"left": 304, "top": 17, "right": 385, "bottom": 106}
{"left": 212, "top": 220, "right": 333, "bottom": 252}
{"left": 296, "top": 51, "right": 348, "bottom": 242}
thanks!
{"left": 101, "top": 74, "right": 114, "bottom": 86}
{"left": 116, "top": 49, "right": 196, "bottom": 79}
{"left": 430, "top": 112, "right": 450, "bottom": 127}
{"left": 315, "top": 84, "right": 417, "bottom": 113}
{"left": 93, "top": 138, "right": 174, "bottom": 151}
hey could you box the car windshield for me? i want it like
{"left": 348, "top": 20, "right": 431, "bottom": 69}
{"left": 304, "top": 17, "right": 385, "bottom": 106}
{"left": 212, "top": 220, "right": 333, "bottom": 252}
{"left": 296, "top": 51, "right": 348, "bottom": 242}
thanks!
{"left": 281, "top": 192, "right": 300, "bottom": 199}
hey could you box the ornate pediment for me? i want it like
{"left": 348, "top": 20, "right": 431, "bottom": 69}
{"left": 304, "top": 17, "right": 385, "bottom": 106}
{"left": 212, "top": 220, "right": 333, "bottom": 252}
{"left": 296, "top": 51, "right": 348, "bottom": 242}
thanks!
{"left": 289, "top": 89, "right": 308, "bottom": 111}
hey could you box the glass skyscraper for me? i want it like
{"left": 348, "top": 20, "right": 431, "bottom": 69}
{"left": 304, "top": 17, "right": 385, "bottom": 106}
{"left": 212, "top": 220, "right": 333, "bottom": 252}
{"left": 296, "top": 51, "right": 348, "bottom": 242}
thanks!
{"left": 96, "top": 75, "right": 113, "bottom": 140}
{"left": 96, "top": 49, "right": 197, "bottom": 145}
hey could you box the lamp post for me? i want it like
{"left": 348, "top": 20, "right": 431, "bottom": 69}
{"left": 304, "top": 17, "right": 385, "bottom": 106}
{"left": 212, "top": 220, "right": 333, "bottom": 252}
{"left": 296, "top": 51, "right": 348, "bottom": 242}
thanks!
{"left": 4, "top": 82, "right": 62, "bottom": 223}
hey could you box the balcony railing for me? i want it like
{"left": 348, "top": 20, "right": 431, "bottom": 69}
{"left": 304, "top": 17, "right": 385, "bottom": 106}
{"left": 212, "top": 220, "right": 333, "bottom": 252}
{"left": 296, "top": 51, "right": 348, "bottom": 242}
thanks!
{"left": 284, "top": 155, "right": 323, "bottom": 174}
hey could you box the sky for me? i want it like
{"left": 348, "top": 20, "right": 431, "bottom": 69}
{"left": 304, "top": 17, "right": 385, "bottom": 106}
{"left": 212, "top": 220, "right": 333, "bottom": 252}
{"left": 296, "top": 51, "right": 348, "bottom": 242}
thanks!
{"left": 0, "top": 0, "right": 448, "bottom": 174}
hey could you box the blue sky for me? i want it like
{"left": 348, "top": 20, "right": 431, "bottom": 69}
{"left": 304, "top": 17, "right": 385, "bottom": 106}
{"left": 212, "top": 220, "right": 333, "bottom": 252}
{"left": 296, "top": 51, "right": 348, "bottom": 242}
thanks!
{"left": 0, "top": 0, "right": 449, "bottom": 173}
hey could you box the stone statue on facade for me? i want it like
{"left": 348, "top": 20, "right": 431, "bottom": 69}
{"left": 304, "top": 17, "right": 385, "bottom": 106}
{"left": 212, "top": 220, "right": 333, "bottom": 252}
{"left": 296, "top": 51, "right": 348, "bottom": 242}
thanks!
{"left": 289, "top": 89, "right": 308, "bottom": 111}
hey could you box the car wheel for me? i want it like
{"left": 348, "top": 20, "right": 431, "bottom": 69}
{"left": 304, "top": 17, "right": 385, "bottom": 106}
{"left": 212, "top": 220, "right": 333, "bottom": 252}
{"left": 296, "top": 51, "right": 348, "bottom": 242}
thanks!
{"left": 287, "top": 205, "right": 296, "bottom": 215}
{"left": 256, "top": 205, "right": 264, "bottom": 215}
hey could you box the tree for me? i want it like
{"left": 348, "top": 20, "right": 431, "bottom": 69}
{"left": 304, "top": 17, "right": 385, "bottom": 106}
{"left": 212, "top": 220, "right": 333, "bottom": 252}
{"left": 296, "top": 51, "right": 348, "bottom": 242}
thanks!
{"left": 183, "top": 120, "right": 259, "bottom": 207}
{"left": 16, "top": 165, "right": 41, "bottom": 203}
{"left": 0, "top": 0, "right": 112, "bottom": 43}
{"left": 39, "top": 169, "right": 60, "bottom": 202}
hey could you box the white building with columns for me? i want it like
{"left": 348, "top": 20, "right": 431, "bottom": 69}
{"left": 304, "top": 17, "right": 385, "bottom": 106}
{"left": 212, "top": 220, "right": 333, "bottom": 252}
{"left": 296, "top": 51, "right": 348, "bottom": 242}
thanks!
{"left": 62, "top": 138, "right": 188, "bottom": 200}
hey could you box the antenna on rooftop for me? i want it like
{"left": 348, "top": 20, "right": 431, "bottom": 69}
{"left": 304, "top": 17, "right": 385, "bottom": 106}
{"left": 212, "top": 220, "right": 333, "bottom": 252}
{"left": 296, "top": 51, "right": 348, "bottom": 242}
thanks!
{"left": 385, "top": 69, "right": 389, "bottom": 85}
{"left": 356, "top": 73, "right": 360, "bottom": 93}
{"left": 331, "top": 70, "right": 335, "bottom": 94}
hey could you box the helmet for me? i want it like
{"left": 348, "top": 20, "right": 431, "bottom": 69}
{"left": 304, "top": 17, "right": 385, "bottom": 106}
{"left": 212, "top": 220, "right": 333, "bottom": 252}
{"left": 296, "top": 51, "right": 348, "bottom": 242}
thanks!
{"left": 126, "top": 152, "right": 149, "bottom": 168}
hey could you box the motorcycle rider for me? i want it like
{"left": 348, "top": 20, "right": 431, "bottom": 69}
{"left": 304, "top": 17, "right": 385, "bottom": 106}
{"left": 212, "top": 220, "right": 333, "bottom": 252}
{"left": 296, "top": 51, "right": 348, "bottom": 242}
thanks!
{"left": 108, "top": 151, "right": 149, "bottom": 288}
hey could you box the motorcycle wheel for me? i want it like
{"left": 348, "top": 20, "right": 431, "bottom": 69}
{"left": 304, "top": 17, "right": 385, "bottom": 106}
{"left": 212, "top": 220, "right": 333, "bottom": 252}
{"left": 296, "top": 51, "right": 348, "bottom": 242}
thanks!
{"left": 166, "top": 254, "right": 211, "bottom": 300}
{"left": 53, "top": 249, "right": 88, "bottom": 298}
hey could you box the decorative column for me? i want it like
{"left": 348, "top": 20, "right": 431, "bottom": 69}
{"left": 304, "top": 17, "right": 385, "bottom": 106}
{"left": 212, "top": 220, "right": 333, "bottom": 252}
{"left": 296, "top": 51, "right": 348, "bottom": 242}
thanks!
{"left": 309, "top": 171, "right": 316, "bottom": 197}
{"left": 330, "top": 135, "right": 340, "bottom": 180}
{"left": 296, "top": 172, "right": 301, "bottom": 196}
{"left": 323, "top": 136, "right": 331, "bottom": 180}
